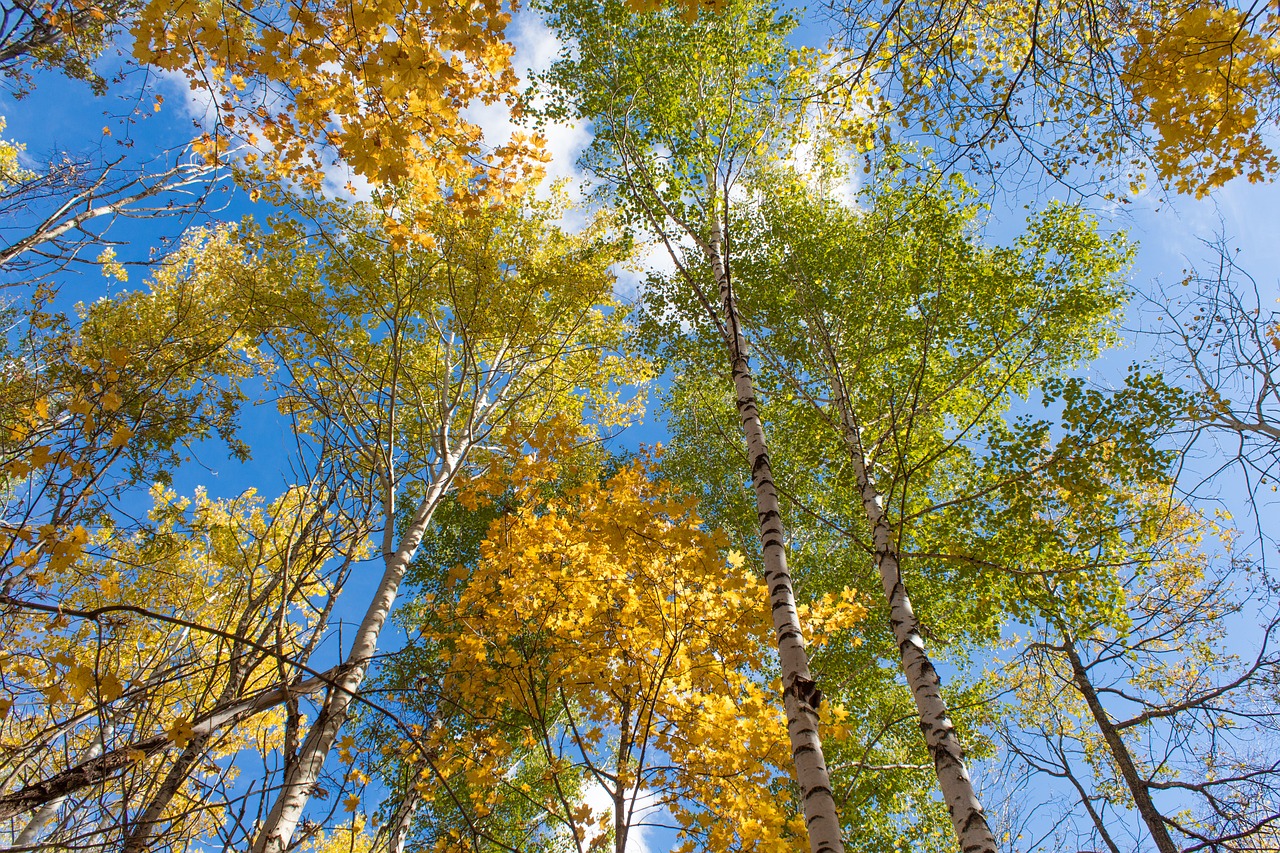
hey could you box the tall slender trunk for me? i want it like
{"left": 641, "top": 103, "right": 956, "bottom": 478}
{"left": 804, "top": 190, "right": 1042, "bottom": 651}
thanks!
{"left": 385, "top": 789, "right": 418, "bottom": 853}
{"left": 706, "top": 214, "right": 845, "bottom": 853}
{"left": 369, "top": 785, "right": 420, "bottom": 853}
{"left": 250, "top": 475, "right": 453, "bottom": 853}
{"left": 11, "top": 796, "right": 61, "bottom": 850}
{"left": 121, "top": 733, "right": 207, "bottom": 853}
{"left": 823, "top": 358, "right": 998, "bottom": 853}
{"left": 126, "top": 647, "right": 241, "bottom": 853}
{"left": 1062, "top": 640, "right": 1177, "bottom": 853}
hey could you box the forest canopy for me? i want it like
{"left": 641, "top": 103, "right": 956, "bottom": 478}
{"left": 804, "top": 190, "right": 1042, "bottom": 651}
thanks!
{"left": 1, "top": 0, "right": 1278, "bottom": 852}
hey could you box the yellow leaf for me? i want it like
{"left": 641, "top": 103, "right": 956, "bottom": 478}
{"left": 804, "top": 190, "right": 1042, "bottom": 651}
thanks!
{"left": 100, "top": 672, "right": 124, "bottom": 702}
{"left": 67, "top": 664, "right": 96, "bottom": 700}
{"left": 168, "top": 717, "right": 196, "bottom": 747}
{"left": 107, "top": 425, "right": 133, "bottom": 448}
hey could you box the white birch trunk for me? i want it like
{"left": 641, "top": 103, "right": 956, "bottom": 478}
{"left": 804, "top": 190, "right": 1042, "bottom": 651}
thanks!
{"left": 825, "top": 367, "right": 998, "bottom": 853}
{"left": 706, "top": 215, "right": 845, "bottom": 853}
{"left": 385, "top": 789, "right": 418, "bottom": 853}
{"left": 250, "top": 475, "right": 453, "bottom": 853}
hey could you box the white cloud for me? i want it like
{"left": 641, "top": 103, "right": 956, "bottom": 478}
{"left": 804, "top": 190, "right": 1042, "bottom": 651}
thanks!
{"left": 463, "top": 11, "right": 593, "bottom": 212}
{"left": 580, "top": 780, "right": 667, "bottom": 853}
{"left": 613, "top": 236, "right": 682, "bottom": 302}
{"left": 154, "top": 66, "right": 220, "bottom": 130}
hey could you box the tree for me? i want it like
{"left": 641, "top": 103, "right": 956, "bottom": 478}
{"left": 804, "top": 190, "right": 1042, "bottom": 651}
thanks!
{"left": 643, "top": 166, "right": 1135, "bottom": 850}
{"left": 0, "top": 179, "right": 642, "bottom": 852}
{"left": 0, "top": 143, "right": 223, "bottom": 282}
{"left": 993, "top": 462, "right": 1280, "bottom": 852}
{"left": 825, "top": 0, "right": 1280, "bottom": 197}
{"left": 1, "top": 0, "right": 537, "bottom": 197}
{"left": 1147, "top": 247, "right": 1280, "bottom": 553}
{"left": 0, "top": 0, "right": 138, "bottom": 95}
{"left": 1, "top": 486, "right": 354, "bottom": 852}
{"left": 536, "top": 2, "right": 849, "bottom": 849}
{"left": 371, "top": 428, "right": 869, "bottom": 853}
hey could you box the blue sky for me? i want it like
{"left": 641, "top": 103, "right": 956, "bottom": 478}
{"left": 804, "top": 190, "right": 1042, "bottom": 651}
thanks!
{"left": 3, "top": 4, "right": 1280, "bottom": 849}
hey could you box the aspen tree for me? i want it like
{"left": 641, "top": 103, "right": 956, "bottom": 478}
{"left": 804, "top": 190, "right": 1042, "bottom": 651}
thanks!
{"left": 0, "top": 182, "right": 640, "bottom": 851}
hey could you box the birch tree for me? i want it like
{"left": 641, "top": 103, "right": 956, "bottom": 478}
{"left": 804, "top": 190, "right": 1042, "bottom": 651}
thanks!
{"left": 536, "top": 3, "right": 848, "bottom": 848}
{"left": 644, "top": 169, "right": 1132, "bottom": 850}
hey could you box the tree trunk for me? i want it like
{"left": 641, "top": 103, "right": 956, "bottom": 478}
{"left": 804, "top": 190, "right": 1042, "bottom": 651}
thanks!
{"left": 384, "top": 788, "right": 418, "bottom": 853}
{"left": 120, "top": 733, "right": 208, "bottom": 853}
{"left": 706, "top": 214, "right": 845, "bottom": 853}
{"left": 825, "top": 361, "right": 998, "bottom": 853}
{"left": 1062, "top": 641, "right": 1178, "bottom": 853}
{"left": 126, "top": 630, "right": 250, "bottom": 853}
{"left": 250, "top": 477, "right": 452, "bottom": 853}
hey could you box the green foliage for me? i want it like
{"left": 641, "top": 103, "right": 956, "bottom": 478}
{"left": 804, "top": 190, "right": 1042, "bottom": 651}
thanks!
{"left": 535, "top": 0, "right": 815, "bottom": 228}
{"left": 642, "top": 169, "right": 1145, "bottom": 843}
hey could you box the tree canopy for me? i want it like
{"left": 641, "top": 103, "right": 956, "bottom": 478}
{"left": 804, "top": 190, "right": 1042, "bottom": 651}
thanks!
{"left": 2, "top": 0, "right": 1279, "bottom": 852}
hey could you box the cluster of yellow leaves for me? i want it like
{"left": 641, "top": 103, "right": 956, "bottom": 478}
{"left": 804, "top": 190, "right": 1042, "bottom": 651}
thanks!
{"left": 797, "top": 586, "right": 869, "bottom": 650}
{"left": 1123, "top": 1, "right": 1280, "bottom": 196}
{"left": 129, "top": 0, "right": 542, "bottom": 198}
{"left": 415, "top": 429, "right": 825, "bottom": 851}
{"left": 2, "top": 344, "right": 137, "bottom": 587}
{"left": 0, "top": 485, "right": 339, "bottom": 848}
{"left": 0, "top": 118, "right": 34, "bottom": 188}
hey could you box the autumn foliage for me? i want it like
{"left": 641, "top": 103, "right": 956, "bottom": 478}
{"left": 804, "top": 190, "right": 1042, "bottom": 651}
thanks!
{"left": 2, "top": 0, "right": 1280, "bottom": 851}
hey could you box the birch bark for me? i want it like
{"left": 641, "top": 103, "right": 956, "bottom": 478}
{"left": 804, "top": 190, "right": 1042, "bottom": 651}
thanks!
{"left": 250, "top": 475, "right": 454, "bottom": 853}
{"left": 705, "top": 212, "right": 845, "bottom": 853}
{"left": 822, "top": 357, "right": 998, "bottom": 853}
{"left": 382, "top": 788, "right": 419, "bottom": 853}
